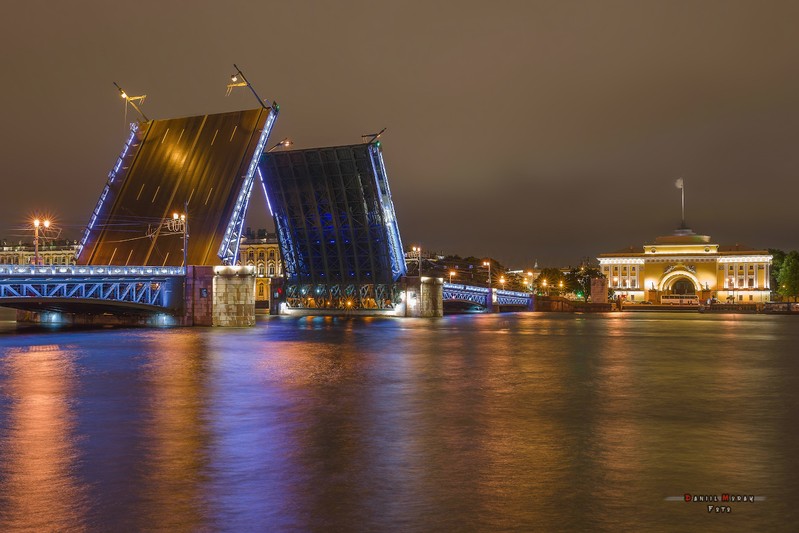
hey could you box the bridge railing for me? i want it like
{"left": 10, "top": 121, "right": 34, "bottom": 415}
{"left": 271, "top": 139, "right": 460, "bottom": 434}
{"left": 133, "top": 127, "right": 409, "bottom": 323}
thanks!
{"left": 0, "top": 265, "right": 185, "bottom": 277}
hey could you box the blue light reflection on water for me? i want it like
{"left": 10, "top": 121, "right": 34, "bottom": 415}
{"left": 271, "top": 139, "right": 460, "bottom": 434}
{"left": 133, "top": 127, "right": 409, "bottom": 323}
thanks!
{"left": 0, "top": 313, "right": 797, "bottom": 531}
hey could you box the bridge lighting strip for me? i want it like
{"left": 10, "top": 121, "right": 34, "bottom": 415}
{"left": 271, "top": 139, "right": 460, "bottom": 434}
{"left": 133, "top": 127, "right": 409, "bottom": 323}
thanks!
{"left": 75, "top": 123, "right": 139, "bottom": 260}
{"left": 0, "top": 265, "right": 185, "bottom": 276}
{"left": 368, "top": 144, "right": 406, "bottom": 278}
{"left": 218, "top": 108, "right": 277, "bottom": 264}
{"left": 257, "top": 167, "right": 273, "bottom": 216}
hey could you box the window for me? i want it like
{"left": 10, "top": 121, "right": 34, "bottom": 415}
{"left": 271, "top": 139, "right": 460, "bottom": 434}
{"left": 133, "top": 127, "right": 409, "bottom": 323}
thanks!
{"left": 258, "top": 264, "right": 265, "bottom": 276}
{"left": 268, "top": 265, "right": 275, "bottom": 276}
{"left": 258, "top": 283, "right": 264, "bottom": 297}
{"left": 269, "top": 250, "right": 275, "bottom": 260}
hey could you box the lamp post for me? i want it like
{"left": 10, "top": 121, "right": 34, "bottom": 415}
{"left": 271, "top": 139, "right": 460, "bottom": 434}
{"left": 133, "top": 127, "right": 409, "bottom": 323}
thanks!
{"left": 500, "top": 276, "right": 506, "bottom": 290}
{"left": 32, "top": 218, "right": 50, "bottom": 266}
{"left": 267, "top": 138, "right": 293, "bottom": 152}
{"left": 558, "top": 280, "right": 564, "bottom": 295}
{"left": 526, "top": 271, "right": 533, "bottom": 292}
{"left": 169, "top": 206, "right": 188, "bottom": 268}
{"left": 483, "top": 260, "right": 492, "bottom": 289}
{"left": 226, "top": 64, "right": 268, "bottom": 108}
{"left": 412, "top": 246, "right": 422, "bottom": 277}
{"left": 449, "top": 270, "right": 456, "bottom": 284}
{"left": 542, "top": 278, "right": 548, "bottom": 296}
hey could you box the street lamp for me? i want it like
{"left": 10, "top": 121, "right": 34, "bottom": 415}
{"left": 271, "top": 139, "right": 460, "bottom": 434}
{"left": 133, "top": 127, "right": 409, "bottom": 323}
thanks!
{"left": 449, "top": 270, "right": 456, "bottom": 283}
{"left": 558, "top": 280, "right": 564, "bottom": 295}
{"left": 267, "top": 138, "right": 293, "bottom": 152}
{"left": 226, "top": 64, "right": 268, "bottom": 108}
{"left": 542, "top": 278, "right": 548, "bottom": 296}
{"left": 113, "top": 82, "right": 148, "bottom": 121}
{"left": 32, "top": 218, "right": 50, "bottom": 266}
{"left": 412, "top": 246, "right": 422, "bottom": 276}
{"left": 499, "top": 276, "right": 506, "bottom": 289}
{"left": 483, "top": 260, "right": 492, "bottom": 290}
{"left": 168, "top": 207, "right": 189, "bottom": 267}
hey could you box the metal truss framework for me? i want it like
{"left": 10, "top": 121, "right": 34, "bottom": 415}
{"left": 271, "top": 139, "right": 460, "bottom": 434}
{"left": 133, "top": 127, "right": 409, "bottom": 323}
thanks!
{"left": 260, "top": 142, "right": 406, "bottom": 310}
{"left": 0, "top": 265, "right": 184, "bottom": 310}
{"left": 442, "top": 283, "right": 532, "bottom": 307}
{"left": 285, "top": 283, "right": 402, "bottom": 310}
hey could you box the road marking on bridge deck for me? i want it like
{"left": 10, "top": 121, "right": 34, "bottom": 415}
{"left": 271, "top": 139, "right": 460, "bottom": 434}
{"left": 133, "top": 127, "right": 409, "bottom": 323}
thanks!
{"left": 229, "top": 125, "right": 237, "bottom": 142}
{"left": 136, "top": 183, "right": 145, "bottom": 201}
{"left": 177, "top": 128, "right": 184, "bottom": 143}
{"left": 125, "top": 249, "right": 133, "bottom": 266}
{"left": 151, "top": 185, "right": 160, "bottom": 203}
{"left": 205, "top": 187, "right": 214, "bottom": 205}
{"left": 187, "top": 188, "right": 195, "bottom": 206}
{"left": 211, "top": 129, "right": 218, "bottom": 146}
{"left": 161, "top": 128, "right": 169, "bottom": 144}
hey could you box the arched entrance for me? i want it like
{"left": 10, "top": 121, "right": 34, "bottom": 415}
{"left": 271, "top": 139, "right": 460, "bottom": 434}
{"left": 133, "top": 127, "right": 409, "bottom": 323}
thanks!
{"left": 658, "top": 270, "right": 701, "bottom": 293}
{"left": 671, "top": 278, "right": 695, "bottom": 295}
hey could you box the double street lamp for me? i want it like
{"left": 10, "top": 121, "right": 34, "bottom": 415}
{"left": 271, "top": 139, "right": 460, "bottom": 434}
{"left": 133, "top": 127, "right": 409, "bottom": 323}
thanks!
{"left": 483, "top": 260, "right": 492, "bottom": 290}
{"left": 33, "top": 218, "right": 50, "bottom": 266}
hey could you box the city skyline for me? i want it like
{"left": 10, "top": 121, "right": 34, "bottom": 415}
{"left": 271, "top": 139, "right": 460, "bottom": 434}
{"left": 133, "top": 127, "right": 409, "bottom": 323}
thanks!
{"left": 1, "top": 1, "right": 798, "bottom": 267}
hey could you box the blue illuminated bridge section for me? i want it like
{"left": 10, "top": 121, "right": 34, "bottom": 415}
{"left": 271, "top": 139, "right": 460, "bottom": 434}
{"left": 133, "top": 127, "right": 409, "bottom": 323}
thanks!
{"left": 443, "top": 283, "right": 532, "bottom": 308}
{"left": 0, "top": 265, "right": 184, "bottom": 313}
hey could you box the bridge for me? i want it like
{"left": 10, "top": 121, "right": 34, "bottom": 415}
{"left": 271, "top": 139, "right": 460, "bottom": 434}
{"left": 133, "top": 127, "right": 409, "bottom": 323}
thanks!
{"left": 0, "top": 265, "right": 184, "bottom": 314}
{"left": 1, "top": 103, "right": 534, "bottom": 323}
{"left": 442, "top": 283, "right": 534, "bottom": 312}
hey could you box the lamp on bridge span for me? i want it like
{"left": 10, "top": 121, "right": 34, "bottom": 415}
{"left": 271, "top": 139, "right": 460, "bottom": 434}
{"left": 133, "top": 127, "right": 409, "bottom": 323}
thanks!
{"left": 449, "top": 270, "right": 456, "bottom": 284}
{"left": 267, "top": 138, "right": 293, "bottom": 152}
{"left": 226, "top": 64, "right": 268, "bottom": 109}
{"left": 113, "top": 82, "right": 148, "bottom": 122}
{"left": 483, "top": 260, "right": 492, "bottom": 290}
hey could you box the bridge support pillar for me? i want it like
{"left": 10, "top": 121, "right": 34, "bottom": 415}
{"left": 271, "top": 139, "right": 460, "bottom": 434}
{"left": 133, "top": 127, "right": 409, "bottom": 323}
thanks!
{"left": 403, "top": 276, "right": 443, "bottom": 317}
{"left": 211, "top": 266, "right": 256, "bottom": 327}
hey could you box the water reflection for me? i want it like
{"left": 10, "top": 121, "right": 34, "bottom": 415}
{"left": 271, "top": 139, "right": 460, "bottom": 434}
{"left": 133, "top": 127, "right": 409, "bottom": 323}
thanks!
{"left": 0, "top": 344, "right": 87, "bottom": 531}
{"left": 0, "top": 313, "right": 797, "bottom": 530}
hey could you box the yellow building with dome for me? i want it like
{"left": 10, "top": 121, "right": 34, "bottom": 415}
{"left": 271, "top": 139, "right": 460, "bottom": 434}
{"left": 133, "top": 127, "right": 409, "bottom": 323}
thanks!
{"left": 598, "top": 227, "right": 772, "bottom": 304}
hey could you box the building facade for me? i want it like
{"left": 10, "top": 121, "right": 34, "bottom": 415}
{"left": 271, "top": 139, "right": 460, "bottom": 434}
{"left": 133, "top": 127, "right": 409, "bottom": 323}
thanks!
{"left": 237, "top": 233, "right": 283, "bottom": 307}
{"left": 598, "top": 228, "right": 772, "bottom": 304}
{"left": 0, "top": 242, "right": 79, "bottom": 266}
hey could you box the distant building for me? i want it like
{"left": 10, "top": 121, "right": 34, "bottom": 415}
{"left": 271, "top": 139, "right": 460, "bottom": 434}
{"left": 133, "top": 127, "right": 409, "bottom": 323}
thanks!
{"left": 0, "top": 241, "right": 79, "bottom": 266}
{"left": 598, "top": 227, "right": 772, "bottom": 303}
{"left": 237, "top": 230, "right": 283, "bottom": 307}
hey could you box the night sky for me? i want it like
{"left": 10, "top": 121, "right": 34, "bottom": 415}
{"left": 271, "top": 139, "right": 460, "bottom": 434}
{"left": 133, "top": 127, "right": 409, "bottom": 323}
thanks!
{"left": 1, "top": 1, "right": 797, "bottom": 267}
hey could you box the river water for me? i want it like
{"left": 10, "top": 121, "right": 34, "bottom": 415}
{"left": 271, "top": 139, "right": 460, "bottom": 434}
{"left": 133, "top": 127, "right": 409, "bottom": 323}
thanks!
{"left": 0, "top": 312, "right": 797, "bottom": 532}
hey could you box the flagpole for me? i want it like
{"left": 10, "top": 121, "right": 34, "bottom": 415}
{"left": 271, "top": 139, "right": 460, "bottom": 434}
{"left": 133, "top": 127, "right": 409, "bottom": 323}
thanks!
{"left": 681, "top": 182, "right": 685, "bottom": 227}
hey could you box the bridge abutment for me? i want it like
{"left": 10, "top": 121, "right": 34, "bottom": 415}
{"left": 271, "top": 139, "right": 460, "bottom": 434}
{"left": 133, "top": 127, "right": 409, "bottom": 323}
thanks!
{"left": 182, "top": 265, "right": 256, "bottom": 327}
{"left": 403, "top": 276, "right": 443, "bottom": 317}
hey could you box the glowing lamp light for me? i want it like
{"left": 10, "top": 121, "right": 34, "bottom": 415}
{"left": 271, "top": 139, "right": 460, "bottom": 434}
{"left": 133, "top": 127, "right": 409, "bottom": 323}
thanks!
{"left": 120, "top": 91, "right": 128, "bottom": 99}
{"left": 44, "top": 220, "right": 51, "bottom": 228}
{"left": 34, "top": 219, "right": 40, "bottom": 228}
{"left": 173, "top": 213, "right": 179, "bottom": 220}
{"left": 231, "top": 74, "right": 238, "bottom": 82}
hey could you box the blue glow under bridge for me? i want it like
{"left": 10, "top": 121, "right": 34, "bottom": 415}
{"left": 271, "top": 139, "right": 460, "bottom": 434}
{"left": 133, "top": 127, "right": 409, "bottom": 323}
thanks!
{"left": 0, "top": 265, "right": 185, "bottom": 314}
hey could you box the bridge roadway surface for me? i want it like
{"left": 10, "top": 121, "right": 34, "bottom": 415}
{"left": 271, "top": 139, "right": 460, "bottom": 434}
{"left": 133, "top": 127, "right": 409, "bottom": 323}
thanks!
{"left": 78, "top": 108, "right": 270, "bottom": 267}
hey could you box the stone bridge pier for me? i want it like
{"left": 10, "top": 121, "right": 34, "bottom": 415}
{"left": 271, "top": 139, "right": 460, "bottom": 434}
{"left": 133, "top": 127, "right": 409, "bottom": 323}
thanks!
{"left": 402, "top": 276, "right": 444, "bottom": 317}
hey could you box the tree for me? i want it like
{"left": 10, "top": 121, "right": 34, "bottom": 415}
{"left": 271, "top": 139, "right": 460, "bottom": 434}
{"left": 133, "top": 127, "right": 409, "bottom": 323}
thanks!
{"left": 534, "top": 267, "right": 566, "bottom": 296}
{"left": 777, "top": 251, "right": 799, "bottom": 302}
{"left": 769, "top": 248, "right": 786, "bottom": 290}
{"left": 564, "top": 265, "right": 604, "bottom": 302}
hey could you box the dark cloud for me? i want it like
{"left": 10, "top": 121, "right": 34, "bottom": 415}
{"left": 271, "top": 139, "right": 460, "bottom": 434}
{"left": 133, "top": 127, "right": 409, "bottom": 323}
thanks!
{"left": 1, "top": 0, "right": 797, "bottom": 267}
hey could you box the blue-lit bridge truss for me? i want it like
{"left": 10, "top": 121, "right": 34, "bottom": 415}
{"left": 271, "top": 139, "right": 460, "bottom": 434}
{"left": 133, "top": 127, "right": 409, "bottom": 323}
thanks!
{"left": 442, "top": 283, "right": 532, "bottom": 309}
{"left": 0, "top": 265, "right": 184, "bottom": 312}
